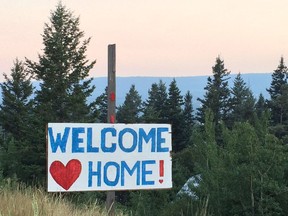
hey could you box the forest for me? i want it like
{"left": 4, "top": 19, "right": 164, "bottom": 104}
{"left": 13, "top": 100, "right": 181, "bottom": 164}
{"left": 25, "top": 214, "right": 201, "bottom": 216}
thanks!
{"left": 1, "top": 3, "right": 288, "bottom": 216}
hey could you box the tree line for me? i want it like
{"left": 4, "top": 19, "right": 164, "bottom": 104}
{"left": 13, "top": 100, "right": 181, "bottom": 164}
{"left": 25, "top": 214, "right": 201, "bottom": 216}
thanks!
{"left": 1, "top": 3, "right": 288, "bottom": 215}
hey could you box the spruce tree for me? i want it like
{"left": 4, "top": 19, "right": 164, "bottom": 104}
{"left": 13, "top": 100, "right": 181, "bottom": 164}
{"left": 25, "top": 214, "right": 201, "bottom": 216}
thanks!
{"left": 156, "top": 80, "right": 169, "bottom": 122}
{"left": 25, "top": 3, "right": 96, "bottom": 182}
{"left": 269, "top": 84, "right": 288, "bottom": 140}
{"left": 197, "top": 57, "right": 231, "bottom": 125}
{"left": 228, "top": 73, "right": 255, "bottom": 126}
{"left": 0, "top": 59, "right": 33, "bottom": 139}
{"left": 167, "top": 79, "right": 185, "bottom": 152}
{"left": 0, "top": 59, "right": 37, "bottom": 182}
{"left": 117, "top": 84, "right": 142, "bottom": 123}
{"left": 95, "top": 87, "right": 108, "bottom": 123}
{"left": 142, "top": 80, "right": 168, "bottom": 123}
{"left": 267, "top": 57, "right": 288, "bottom": 125}
{"left": 196, "top": 57, "right": 230, "bottom": 144}
{"left": 26, "top": 2, "right": 96, "bottom": 123}
{"left": 183, "top": 91, "right": 194, "bottom": 141}
{"left": 255, "top": 93, "right": 267, "bottom": 118}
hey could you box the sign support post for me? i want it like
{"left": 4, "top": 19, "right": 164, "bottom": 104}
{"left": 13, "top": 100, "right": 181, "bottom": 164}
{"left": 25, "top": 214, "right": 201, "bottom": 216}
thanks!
{"left": 106, "top": 44, "right": 116, "bottom": 216}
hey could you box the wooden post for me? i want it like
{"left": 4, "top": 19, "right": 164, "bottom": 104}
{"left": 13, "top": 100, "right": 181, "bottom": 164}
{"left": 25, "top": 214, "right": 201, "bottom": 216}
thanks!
{"left": 106, "top": 44, "right": 116, "bottom": 216}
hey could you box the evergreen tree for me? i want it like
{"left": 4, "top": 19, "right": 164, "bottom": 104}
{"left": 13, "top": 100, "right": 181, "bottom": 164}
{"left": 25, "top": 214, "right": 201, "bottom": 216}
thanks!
{"left": 196, "top": 57, "right": 230, "bottom": 144}
{"left": 142, "top": 83, "right": 160, "bottom": 123}
{"left": 269, "top": 84, "right": 288, "bottom": 140}
{"left": 255, "top": 93, "right": 267, "bottom": 118}
{"left": 197, "top": 57, "right": 231, "bottom": 125}
{"left": 26, "top": 3, "right": 96, "bottom": 123}
{"left": 183, "top": 91, "right": 194, "bottom": 141}
{"left": 142, "top": 80, "right": 168, "bottom": 123}
{"left": 95, "top": 87, "right": 108, "bottom": 123}
{"left": 0, "top": 59, "right": 33, "bottom": 139}
{"left": 156, "top": 80, "right": 169, "bottom": 122}
{"left": 25, "top": 3, "right": 96, "bottom": 182}
{"left": 0, "top": 59, "right": 37, "bottom": 181}
{"left": 117, "top": 84, "right": 142, "bottom": 123}
{"left": 267, "top": 57, "right": 288, "bottom": 125}
{"left": 166, "top": 79, "right": 185, "bottom": 152}
{"left": 275, "top": 84, "right": 288, "bottom": 125}
{"left": 228, "top": 73, "right": 255, "bottom": 126}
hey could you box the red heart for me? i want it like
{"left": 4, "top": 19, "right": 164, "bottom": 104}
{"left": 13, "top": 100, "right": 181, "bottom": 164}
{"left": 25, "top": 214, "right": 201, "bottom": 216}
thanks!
{"left": 159, "top": 179, "right": 163, "bottom": 184}
{"left": 49, "top": 159, "right": 82, "bottom": 190}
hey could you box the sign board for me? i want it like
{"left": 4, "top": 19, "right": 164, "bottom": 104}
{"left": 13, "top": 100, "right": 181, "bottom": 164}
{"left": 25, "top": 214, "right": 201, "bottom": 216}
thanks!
{"left": 47, "top": 123, "right": 172, "bottom": 192}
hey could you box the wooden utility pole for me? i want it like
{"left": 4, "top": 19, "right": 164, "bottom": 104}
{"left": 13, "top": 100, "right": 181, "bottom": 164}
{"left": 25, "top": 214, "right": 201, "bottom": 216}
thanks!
{"left": 106, "top": 44, "right": 116, "bottom": 216}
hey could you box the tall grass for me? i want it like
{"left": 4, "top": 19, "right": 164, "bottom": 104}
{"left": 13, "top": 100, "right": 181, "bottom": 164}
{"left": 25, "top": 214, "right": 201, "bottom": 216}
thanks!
{"left": 0, "top": 180, "right": 125, "bottom": 216}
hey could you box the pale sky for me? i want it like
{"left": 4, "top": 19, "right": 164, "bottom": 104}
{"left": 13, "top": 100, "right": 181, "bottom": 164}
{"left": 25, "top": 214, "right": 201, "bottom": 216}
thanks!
{"left": 1, "top": 0, "right": 288, "bottom": 81}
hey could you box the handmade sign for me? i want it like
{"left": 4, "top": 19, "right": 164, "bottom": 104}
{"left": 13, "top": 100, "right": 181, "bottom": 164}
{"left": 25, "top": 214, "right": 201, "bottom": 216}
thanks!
{"left": 47, "top": 123, "right": 172, "bottom": 192}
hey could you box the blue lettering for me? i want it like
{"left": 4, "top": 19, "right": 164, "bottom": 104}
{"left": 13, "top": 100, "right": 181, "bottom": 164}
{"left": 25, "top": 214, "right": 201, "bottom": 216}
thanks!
{"left": 48, "top": 127, "right": 70, "bottom": 153}
{"left": 119, "top": 128, "right": 137, "bottom": 152}
{"left": 142, "top": 160, "right": 155, "bottom": 185}
{"left": 87, "top": 127, "right": 99, "bottom": 152}
{"left": 157, "top": 127, "right": 169, "bottom": 152}
{"left": 88, "top": 161, "right": 101, "bottom": 187}
{"left": 138, "top": 128, "right": 156, "bottom": 152}
{"left": 104, "top": 162, "right": 120, "bottom": 186}
{"left": 72, "top": 127, "right": 85, "bottom": 153}
{"left": 101, "top": 128, "right": 116, "bottom": 152}
{"left": 120, "top": 161, "right": 140, "bottom": 186}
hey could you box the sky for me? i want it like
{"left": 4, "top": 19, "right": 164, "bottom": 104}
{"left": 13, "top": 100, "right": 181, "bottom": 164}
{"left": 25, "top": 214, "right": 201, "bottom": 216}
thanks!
{"left": 1, "top": 0, "right": 288, "bottom": 81}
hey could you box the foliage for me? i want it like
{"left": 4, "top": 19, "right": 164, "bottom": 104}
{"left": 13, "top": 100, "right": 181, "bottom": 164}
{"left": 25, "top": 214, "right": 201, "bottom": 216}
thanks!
{"left": 267, "top": 57, "right": 288, "bottom": 125}
{"left": 197, "top": 57, "right": 231, "bottom": 126}
{"left": 94, "top": 87, "right": 108, "bottom": 123}
{"left": 117, "top": 84, "right": 142, "bottom": 123}
{"left": 142, "top": 80, "right": 168, "bottom": 123}
{"left": 26, "top": 2, "right": 96, "bottom": 123}
{"left": 23, "top": 3, "right": 97, "bottom": 182}
{"left": 0, "top": 59, "right": 40, "bottom": 182}
{"left": 166, "top": 79, "right": 186, "bottom": 152}
{"left": 193, "top": 110, "right": 287, "bottom": 215}
{"left": 227, "top": 73, "right": 256, "bottom": 127}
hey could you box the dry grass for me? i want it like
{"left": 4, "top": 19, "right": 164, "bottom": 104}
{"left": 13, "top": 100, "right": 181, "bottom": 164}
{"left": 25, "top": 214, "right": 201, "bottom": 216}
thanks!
{"left": 0, "top": 181, "right": 125, "bottom": 216}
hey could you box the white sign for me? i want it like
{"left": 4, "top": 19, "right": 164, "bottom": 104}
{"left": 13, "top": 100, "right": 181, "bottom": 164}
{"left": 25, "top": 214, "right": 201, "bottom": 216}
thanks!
{"left": 47, "top": 123, "right": 172, "bottom": 192}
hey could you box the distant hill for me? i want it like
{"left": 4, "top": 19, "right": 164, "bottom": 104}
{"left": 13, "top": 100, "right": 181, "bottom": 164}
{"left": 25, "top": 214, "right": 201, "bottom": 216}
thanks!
{"left": 0, "top": 73, "right": 272, "bottom": 108}
{"left": 90, "top": 73, "right": 272, "bottom": 108}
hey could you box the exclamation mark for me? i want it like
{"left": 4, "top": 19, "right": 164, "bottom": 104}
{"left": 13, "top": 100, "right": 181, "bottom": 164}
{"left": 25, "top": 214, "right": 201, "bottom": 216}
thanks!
{"left": 159, "top": 160, "right": 164, "bottom": 184}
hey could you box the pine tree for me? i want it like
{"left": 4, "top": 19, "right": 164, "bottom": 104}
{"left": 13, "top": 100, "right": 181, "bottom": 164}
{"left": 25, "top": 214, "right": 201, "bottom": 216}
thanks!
{"left": 0, "top": 59, "right": 33, "bottom": 139}
{"left": 267, "top": 57, "right": 288, "bottom": 125}
{"left": 228, "top": 73, "right": 255, "bottom": 126}
{"left": 117, "top": 84, "right": 142, "bottom": 123}
{"left": 156, "top": 80, "right": 169, "bottom": 122}
{"left": 183, "top": 91, "right": 194, "bottom": 141}
{"left": 142, "top": 80, "right": 168, "bottom": 123}
{"left": 94, "top": 87, "right": 108, "bottom": 123}
{"left": 167, "top": 79, "right": 185, "bottom": 152}
{"left": 197, "top": 57, "right": 231, "bottom": 125}
{"left": 26, "top": 2, "right": 96, "bottom": 123}
{"left": 269, "top": 84, "right": 288, "bottom": 140}
{"left": 0, "top": 59, "right": 37, "bottom": 181}
{"left": 196, "top": 57, "right": 230, "bottom": 145}
{"left": 25, "top": 3, "right": 96, "bottom": 182}
{"left": 255, "top": 93, "right": 267, "bottom": 118}
{"left": 142, "top": 83, "right": 159, "bottom": 123}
